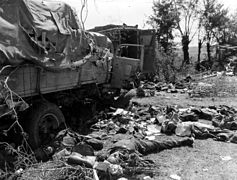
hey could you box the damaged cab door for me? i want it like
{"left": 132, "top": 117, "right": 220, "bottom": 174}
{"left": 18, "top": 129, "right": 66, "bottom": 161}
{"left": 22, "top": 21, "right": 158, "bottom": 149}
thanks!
{"left": 110, "top": 44, "right": 144, "bottom": 88}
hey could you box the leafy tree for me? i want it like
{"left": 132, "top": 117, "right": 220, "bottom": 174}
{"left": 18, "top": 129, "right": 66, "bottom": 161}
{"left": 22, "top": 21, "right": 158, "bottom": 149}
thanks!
{"left": 200, "top": 0, "right": 229, "bottom": 62}
{"left": 148, "top": 0, "right": 178, "bottom": 53}
{"left": 149, "top": 0, "right": 199, "bottom": 65}
{"left": 173, "top": 0, "right": 200, "bottom": 65}
{"left": 224, "top": 10, "right": 237, "bottom": 45}
{"left": 196, "top": 20, "right": 205, "bottom": 71}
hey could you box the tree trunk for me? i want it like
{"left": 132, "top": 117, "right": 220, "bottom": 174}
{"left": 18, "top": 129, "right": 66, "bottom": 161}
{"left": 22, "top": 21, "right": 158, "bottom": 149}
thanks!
{"left": 182, "top": 35, "right": 190, "bottom": 65}
{"left": 197, "top": 40, "right": 202, "bottom": 71}
{"left": 207, "top": 42, "right": 211, "bottom": 63}
{"left": 206, "top": 32, "right": 211, "bottom": 63}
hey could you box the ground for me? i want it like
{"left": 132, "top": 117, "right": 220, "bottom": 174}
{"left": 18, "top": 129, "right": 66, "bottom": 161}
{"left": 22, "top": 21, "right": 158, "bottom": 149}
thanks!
{"left": 2, "top": 79, "right": 237, "bottom": 180}
{"left": 132, "top": 92, "right": 237, "bottom": 180}
{"left": 152, "top": 139, "right": 237, "bottom": 180}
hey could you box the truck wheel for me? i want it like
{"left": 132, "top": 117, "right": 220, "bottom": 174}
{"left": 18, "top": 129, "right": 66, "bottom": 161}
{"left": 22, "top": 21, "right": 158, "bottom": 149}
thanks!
{"left": 26, "top": 101, "right": 65, "bottom": 149}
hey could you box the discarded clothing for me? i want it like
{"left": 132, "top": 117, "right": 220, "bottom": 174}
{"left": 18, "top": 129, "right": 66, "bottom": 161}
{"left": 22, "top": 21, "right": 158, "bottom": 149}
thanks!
{"left": 212, "top": 115, "right": 237, "bottom": 130}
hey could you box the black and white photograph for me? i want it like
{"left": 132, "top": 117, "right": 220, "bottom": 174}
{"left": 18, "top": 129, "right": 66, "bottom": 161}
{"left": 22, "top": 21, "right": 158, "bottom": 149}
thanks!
{"left": 0, "top": 0, "right": 237, "bottom": 179}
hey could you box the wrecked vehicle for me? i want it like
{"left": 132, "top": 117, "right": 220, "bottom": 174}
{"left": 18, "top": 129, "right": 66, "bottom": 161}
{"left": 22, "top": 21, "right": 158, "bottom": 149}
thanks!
{"left": 0, "top": 0, "right": 144, "bottom": 148}
{"left": 90, "top": 24, "right": 156, "bottom": 73}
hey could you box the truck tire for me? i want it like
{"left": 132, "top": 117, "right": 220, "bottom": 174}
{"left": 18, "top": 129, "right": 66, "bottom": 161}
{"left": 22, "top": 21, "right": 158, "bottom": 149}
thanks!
{"left": 26, "top": 101, "right": 65, "bottom": 149}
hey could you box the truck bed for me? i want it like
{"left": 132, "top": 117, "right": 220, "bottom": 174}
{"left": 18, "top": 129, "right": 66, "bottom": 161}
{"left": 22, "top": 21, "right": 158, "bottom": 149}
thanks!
{"left": 1, "top": 61, "right": 109, "bottom": 98}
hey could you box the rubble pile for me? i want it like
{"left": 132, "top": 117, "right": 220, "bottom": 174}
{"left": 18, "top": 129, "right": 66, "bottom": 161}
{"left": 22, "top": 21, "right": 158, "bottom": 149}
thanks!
{"left": 3, "top": 82, "right": 237, "bottom": 179}
{"left": 17, "top": 161, "right": 94, "bottom": 180}
{"left": 160, "top": 105, "right": 237, "bottom": 143}
{"left": 127, "top": 80, "right": 191, "bottom": 99}
{"left": 0, "top": 103, "right": 194, "bottom": 180}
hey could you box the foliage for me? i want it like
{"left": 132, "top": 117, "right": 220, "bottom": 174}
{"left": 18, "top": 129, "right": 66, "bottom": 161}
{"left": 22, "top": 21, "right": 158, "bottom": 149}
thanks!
{"left": 148, "top": 0, "right": 178, "bottom": 53}
{"left": 149, "top": 0, "right": 200, "bottom": 65}
{"left": 155, "top": 47, "right": 180, "bottom": 83}
{"left": 174, "top": 0, "right": 199, "bottom": 38}
{"left": 174, "top": 0, "right": 200, "bottom": 65}
{"left": 226, "top": 10, "right": 237, "bottom": 45}
{"left": 200, "top": 0, "right": 229, "bottom": 44}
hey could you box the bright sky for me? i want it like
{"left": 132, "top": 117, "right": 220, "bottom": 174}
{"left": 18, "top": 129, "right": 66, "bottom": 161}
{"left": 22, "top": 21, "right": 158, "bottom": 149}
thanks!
{"left": 220, "top": 0, "right": 237, "bottom": 12}
{"left": 52, "top": 0, "right": 237, "bottom": 45}
{"left": 58, "top": 0, "right": 237, "bottom": 30}
{"left": 58, "top": 0, "right": 154, "bottom": 29}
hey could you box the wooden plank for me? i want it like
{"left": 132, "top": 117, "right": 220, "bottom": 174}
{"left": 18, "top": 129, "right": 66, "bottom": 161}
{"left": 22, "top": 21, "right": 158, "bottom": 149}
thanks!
{"left": 1, "top": 61, "right": 109, "bottom": 98}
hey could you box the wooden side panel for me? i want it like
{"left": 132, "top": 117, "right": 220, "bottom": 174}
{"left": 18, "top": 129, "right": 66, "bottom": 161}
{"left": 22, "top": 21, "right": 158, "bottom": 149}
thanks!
{"left": 80, "top": 62, "right": 96, "bottom": 83}
{"left": 4, "top": 65, "right": 86, "bottom": 97}
{"left": 7, "top": 66, "right": 37, "bottom": 97}
{"left": 80, "top": 61, "right": 110, "bottom": 85}
{"left": 40, "top": 69, "right": 79, "bottom": 93}
{"left": 2, "top": 60, "right": 109, "bottom": 98}
{"left": 24, "top": 67, "right": 37, "bottom": 96}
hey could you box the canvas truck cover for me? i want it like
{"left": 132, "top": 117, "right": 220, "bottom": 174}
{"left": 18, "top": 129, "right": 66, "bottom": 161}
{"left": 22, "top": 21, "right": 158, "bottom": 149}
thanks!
{"left": 0, "top": 0, "right": 110, "bottom": 70}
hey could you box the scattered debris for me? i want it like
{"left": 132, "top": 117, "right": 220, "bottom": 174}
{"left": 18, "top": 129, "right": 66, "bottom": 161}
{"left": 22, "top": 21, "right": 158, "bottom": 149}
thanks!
{"left": 143, "top": 175, "right": 153, "bottom": 180}
{"left": 170, "top": 174, "right": 181, "bottom": 180}
{"left": 220, "top": 156, "right": 232, "bottom": 161}
{"left": 1, "top": 0, "right": 237, "bottom": 179}
{"left": 18, "top": 161, "right": 94, "bottom": 180}
{"left": 2, "top": 67, "right": 237, "bottom": 179}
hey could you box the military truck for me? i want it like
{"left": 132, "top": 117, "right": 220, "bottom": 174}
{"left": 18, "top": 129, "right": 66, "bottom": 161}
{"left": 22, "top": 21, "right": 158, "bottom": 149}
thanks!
{"left": 0, "top": 0, "right": 143, "bottom": 148}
